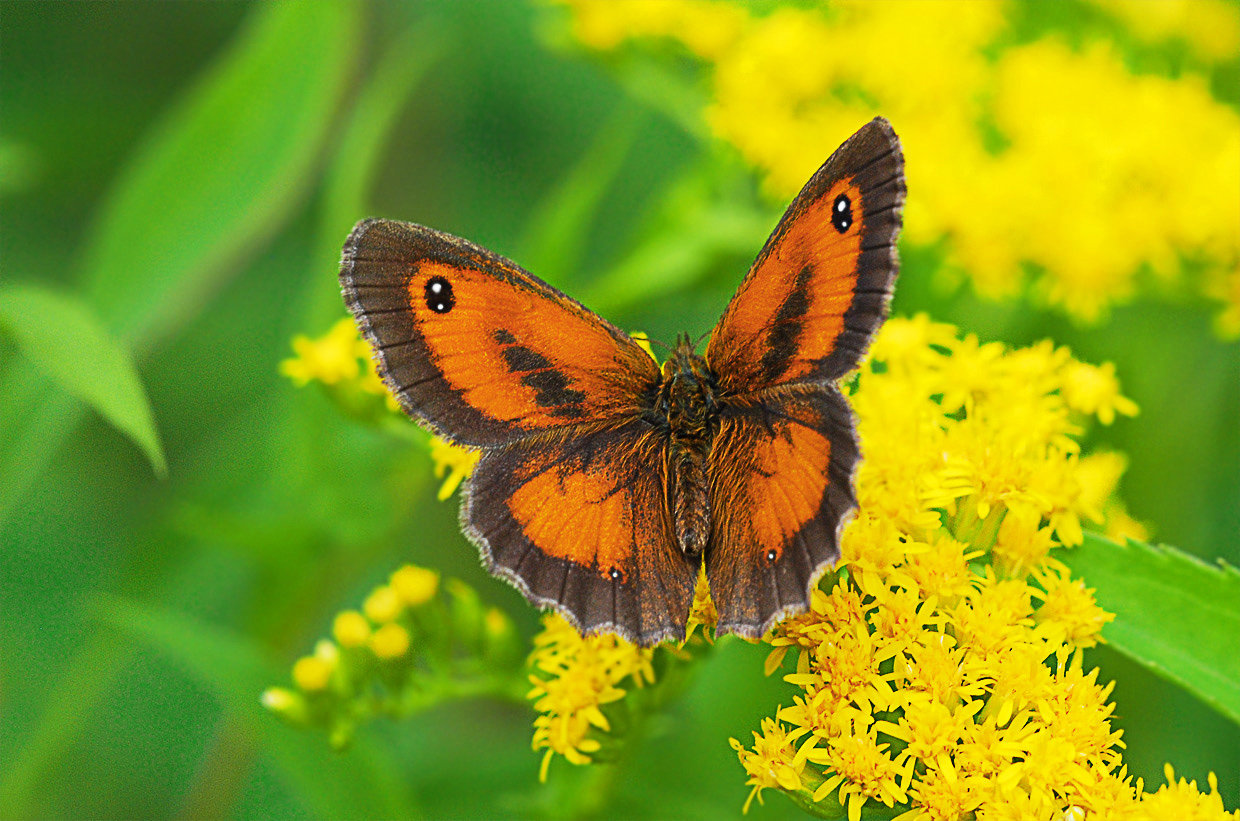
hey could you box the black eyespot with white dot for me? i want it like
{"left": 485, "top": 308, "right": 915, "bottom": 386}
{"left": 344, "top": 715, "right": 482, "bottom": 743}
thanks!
{"left": 831, "top": 193, "right": 853, "bottom": 234}
{"left": 425, "top": 276, "right": 454, "bottom": 313}
{"left": 766, "top": 549, "right": 778, "bottom": 562}
{"left": 609, "top": 567, "right": 624, "bottom": 582}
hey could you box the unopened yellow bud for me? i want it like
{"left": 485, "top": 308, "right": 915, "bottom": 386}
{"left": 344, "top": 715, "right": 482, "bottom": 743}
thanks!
{"left": 370, "top": 623, "right": 411, "bottom": 660}
{"left": 333, "top": 610, "right": 371, "bottom": 647}
{"left": 292, "top": 655, "right": 333, "bottom": 691}
{"left": 364, "top": 585, "right": 402, "bottom": 623}
{"left": 391, "top": 565, "right": 439, "bottom": 607}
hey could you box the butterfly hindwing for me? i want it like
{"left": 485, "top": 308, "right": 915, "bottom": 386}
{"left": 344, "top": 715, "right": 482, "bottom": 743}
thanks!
{"left": 706, "top": 117, "right": 905, "bottom": 393}
{"left": 705, "top": 385, "right": 860, "bottom": 638}
{"left": 465, "top": 421, "right": 699, "bottom": 645}
{"left": 341, "top": 219, "right": 660, "bottom": 447}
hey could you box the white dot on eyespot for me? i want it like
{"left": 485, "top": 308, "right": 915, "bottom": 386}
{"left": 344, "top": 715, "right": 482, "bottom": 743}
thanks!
{"left": 430, "top": 281, "right": 443, "bottom": 293}
{"left": 837, "top": 200, "right": 846, "bottom": 211}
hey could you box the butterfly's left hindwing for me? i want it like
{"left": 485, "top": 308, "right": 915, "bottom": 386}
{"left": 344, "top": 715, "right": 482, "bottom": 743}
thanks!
{"left": 466, "top": 421, "right": 698, "bottom": 645}
{"left": 705, "top": 386, "right": 859, "bottom": 638}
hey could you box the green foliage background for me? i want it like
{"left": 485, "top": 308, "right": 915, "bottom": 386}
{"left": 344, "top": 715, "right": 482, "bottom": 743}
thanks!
{"left": 1, "top": 2, "right": 1236, "bottom": 818}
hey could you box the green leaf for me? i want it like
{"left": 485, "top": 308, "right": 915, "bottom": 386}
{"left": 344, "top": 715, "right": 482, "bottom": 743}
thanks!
{"left": 91, "top": 595, "right": 418, "bottom": 819}
{"left": 1062, "top": 533, "right": 1240, "bottom": 726}
{"left": 0, "top": 1, "right": 362, "bottom": 524}
{"left": 0, "top": 284, "right": 166, "bottom": 476}
{"left": 80, "top": 1, "right": 361, "bottom": 343}
{"left": 306, "top": 23, "right": 446, "bottom": 327}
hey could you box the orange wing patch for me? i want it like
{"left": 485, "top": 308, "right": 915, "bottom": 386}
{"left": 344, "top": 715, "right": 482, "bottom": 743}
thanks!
{"left": 742, "top": 420, "right": 832, "bottom": 560}
{"left": 507, "top": 459, "right": 634, "bottom": 578}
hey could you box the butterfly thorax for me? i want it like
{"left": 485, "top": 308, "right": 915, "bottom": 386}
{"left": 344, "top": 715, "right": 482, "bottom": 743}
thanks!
{"left": 657, "top": 335, "right": 721, "bottom": 561}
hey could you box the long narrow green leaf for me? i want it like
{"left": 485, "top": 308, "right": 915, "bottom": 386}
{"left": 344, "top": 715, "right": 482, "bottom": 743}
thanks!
{"left": 91, "top": 595, "right": 418, "bottom": 819}
{"left": 306, "top": 24, "right": 446, "bottom": 327}
{"left": 1061, "top": 533, "right": 1240, "bottom": 726}
{"left": 0, "top": 1, "right": 361, "bottom": 524}
{"left": 81, "top": 1, "right": 361, "bottom": 343}
{"left": 0, "top": 284, "right": 165, "bottom": 475}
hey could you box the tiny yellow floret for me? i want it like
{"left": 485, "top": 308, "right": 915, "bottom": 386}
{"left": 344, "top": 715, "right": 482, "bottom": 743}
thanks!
{"left": 292, "top": 655, "right": 333, "bottom": 692}
{"left": 391, "top": 564, "right": 440, "bottom": 607}
{"left": 370, "top": 623, "right": 411, "bottom": 660}
{"left": 332, "top": 610, "right": 372, "bottom": 648}
{"left": 363, "top": 585, "right": 403, "bottom": 623}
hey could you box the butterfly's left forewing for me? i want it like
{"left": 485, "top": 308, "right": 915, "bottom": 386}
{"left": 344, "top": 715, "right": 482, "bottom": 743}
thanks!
{"left": 341, "top": 219, "right": 660, "bottom": 447}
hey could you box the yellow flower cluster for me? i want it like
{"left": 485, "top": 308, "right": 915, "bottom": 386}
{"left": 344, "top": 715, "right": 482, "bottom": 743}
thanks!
{"left": 730, "top": 317, "right": 1233, "bottom": 819}
{"left": 527, "top": 614, "right": 656, "bottom": 781}
{"left": 527, "top": 571, "right": 716, "bottom": 779}
{"left": 262, "top": 564, "right": 441, "bottom": 746}
{"left": 558, "top": 0, "right": 1240, "bottom": 330}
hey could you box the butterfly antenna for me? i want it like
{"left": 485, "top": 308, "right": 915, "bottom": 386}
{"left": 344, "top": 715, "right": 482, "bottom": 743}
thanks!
{"left": 644, "top": 337, "right": 671, "bottom": 352}
{"left": 694, "top": 328, "right": 712, "bottom": 350}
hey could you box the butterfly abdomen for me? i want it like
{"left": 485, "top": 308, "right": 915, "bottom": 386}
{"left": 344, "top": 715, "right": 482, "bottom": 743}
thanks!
{"left": 659, "top": 336, "right": 721, "bottom": 561}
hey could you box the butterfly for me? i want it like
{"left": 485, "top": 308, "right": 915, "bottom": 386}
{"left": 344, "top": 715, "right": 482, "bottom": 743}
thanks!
{"left": 340, "top": 118, "right": 904, "bottom": 646}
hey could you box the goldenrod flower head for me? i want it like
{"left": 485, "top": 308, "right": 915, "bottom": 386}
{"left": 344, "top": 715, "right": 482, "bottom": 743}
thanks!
{"left": 370, "top": 622, "right": 411, "bottom": 660}
{"left": 1139, "top": 766, "right": 1240, "bottom": 820}
{"left": 280, "top": 318, "right": 362, "bottom": 387}
{"left": 332, "top": 610, "right": 371, "bottom": 648}
{"left": 558, "top": 0, "right": 1240, "bottom": 330}
{"left": 721, "top": 317, "right": 1234, "bottom": 818}
{"left": 527, "top": 613, "right": 655, "bottom": 780}
{"left": 292, "top": 654, "right": 334, "bottom": 692}
{"left": 363, "top": 584, "right": 403, "bottom": 624}
{"left": 730, "top": 716, "right": 805, "bottom": 813}
{"left": 390, "top": 564, "right": 440, "bottom": 607}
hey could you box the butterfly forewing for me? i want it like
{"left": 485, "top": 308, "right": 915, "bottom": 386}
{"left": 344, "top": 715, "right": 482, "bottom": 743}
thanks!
{"left": 706, "top": 117, "right": 905, "bottom": 393}
{"left": 340, "top": 219, "right": 660, "bottom": 447}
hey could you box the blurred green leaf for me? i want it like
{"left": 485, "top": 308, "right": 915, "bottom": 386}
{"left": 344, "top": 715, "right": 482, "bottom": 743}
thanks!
{"left": 0, "top": 284, "right": 165, "bottom": 475}
{"left": 81, "top": 1, "right": 360, "bottom": 343}
{"left": 308, "top": 24, "right": 445, "bottom": 326}
{"left": 1062, "top": 533, "right": 1240, "bottom": 726}
{"left": 517, "top": 104, "right": 641, "bottom": 283}
{"left": 584, "top": 165, "right": 772, "bottom": 314}
{"left": 0, "top": 1, "right": 361, "bottom": 524}
{"left": 92, "top": 594, "right": 418, "bottom": 819}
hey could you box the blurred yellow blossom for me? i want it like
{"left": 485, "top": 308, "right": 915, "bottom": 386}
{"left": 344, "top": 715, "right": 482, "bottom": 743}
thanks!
{"left": 558, "top": 0, "right": 1240, "bottom": 328}
{"left": 370, "top": 622, "right": 411, "bottom": 660}
{"left": 280, "top": 318, "right": 362, "bottom": 386}
{"left": 332, "top": 610, "right": 371, "bottom": 648}
{"left": 391, "top": 564, "right": 440, "bottom": 606}
{"left": 430, "top": 436, "right": 480, "bottom": 500}
{"left": 281, "top": 317, "right": 402, "bottom": 411}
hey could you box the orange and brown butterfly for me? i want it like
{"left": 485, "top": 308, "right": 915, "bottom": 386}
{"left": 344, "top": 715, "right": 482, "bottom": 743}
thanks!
{"left": 340, "top": 118, "right": 905, "bottom": 646}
